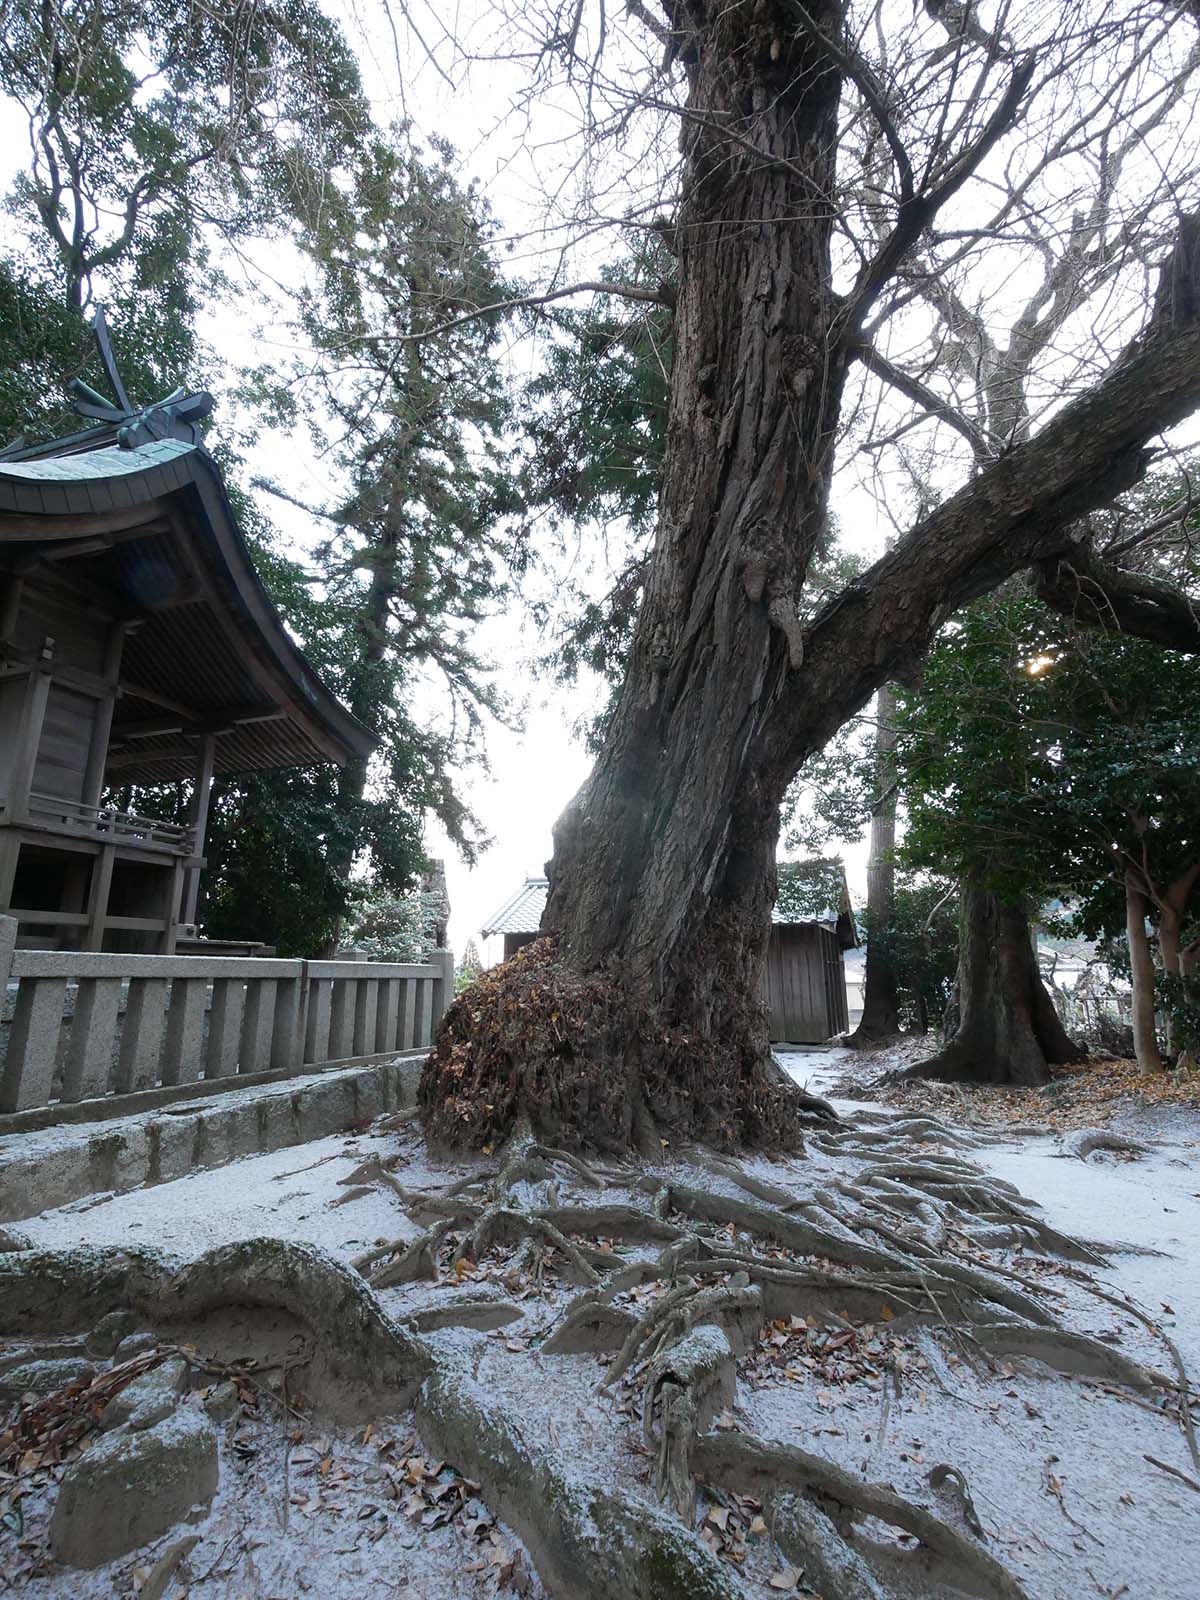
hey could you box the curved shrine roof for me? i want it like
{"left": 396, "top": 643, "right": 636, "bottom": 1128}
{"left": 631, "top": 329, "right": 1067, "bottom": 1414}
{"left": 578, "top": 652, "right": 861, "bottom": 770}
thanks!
{"left": 0, "top": 435, "right": 375, "bottom": 783}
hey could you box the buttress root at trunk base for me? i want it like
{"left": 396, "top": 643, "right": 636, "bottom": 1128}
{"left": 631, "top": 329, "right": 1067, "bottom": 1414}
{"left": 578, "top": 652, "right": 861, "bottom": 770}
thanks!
{"left": 417, "top": 939, "right": 835, "bottom": 1155}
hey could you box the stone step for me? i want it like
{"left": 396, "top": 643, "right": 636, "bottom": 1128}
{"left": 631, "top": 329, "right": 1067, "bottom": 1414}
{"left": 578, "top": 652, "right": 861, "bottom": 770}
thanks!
{"left": 0, "top": 1053, "right": 423, "bottom": 1223}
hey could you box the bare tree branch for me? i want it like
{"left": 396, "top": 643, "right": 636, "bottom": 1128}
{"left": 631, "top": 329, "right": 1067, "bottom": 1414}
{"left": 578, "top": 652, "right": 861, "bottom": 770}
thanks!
{"left": 379, "top": 278, "right": 674, "bottom": 349}
{"left": 853, "top": 338, "right": 994, "bottom": 463}
{"left": 1034, "top": 541, "right": 1200, "bottom": 651}
{"left": 840, "top": 52, "right": 1037, "bottom": 337}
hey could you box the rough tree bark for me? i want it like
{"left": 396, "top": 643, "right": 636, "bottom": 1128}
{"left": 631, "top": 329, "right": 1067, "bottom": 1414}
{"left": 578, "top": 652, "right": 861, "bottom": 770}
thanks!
{"left": 421, "top": 3, "right": 1200, "bottom": 1151}
{"left": 1124, "top": 861, "right": 1200, "bottom": 1071}
{"left": 1125, "top": 873, "right": 1165, "bottom": 1073}
{"left": 848, "top": 684, "right": 901, "bottom": 1045}
{"left": 902, "top": 875, "right": 1083, "bottom": 1086}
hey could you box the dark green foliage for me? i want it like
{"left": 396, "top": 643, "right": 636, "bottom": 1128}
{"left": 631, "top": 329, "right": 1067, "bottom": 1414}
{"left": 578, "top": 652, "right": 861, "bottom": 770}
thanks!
{"left": 277, "top": 133, "right": 515, "bottom": 891}
{"left": 0, "top": 0, "right": 366, "bottom": 306}
{"left": 192, "top": 133, "right": 516, "bottom": 950}
{"left": 783, "top": 723, "right": 874, "bottom": 856}
{"left": 863, "top": 878, "right": 959, "bottom": 1032}
{"left": 521, "top": 241, "right": 671, "bottom": 543}
{"left": 200, "top": 769, "right": 364, "bottom": 957}
{"left": 774, "top": 860, "right": 850, "bottom": 923}
{"left": 518, "top": 240, "right": 671, "bottom": 694}
{"left": 345, "top": 884, "right": 448, "bottom": 964}
{"left": 896, "top": 577, "right": 1200, "bottom": 943}
{"left": 1158, "top": 972, "right": 1200, "bottom": 1058}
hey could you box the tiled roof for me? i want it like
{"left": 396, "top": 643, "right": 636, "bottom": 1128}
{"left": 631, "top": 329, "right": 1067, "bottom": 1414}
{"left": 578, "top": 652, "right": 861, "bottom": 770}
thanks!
{"left": 481, "top": 877, "right": 549, "bottom": 936}
{"left": 482, "top": 863, "right": 854, "bottom": 938}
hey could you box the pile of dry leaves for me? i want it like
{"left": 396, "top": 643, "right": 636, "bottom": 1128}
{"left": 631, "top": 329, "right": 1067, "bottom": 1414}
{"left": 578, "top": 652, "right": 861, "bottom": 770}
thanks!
{"left": 834, "top": 1046, "right": 1200, "bottom": 1131}
{"left": 743, "top": 1312, "right": 923, "bottom": 1398}
{"left": 339, "top": 1432, "right": 534, "bottom": 1594}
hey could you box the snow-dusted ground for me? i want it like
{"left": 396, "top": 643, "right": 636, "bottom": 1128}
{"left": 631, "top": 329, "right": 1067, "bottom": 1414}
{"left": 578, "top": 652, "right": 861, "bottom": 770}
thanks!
{"left": 783, "top": 1045, "right": 1200, "bottom": 1372}
{"left": 16, "top": 1127, "right": 440, "bottom": 1264}
{"left": 4, "top": 1047, "right": 1199, "bottom": 1599}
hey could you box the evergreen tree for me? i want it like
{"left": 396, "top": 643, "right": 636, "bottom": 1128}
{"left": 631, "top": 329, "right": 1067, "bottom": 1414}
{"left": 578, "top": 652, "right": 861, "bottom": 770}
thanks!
{"left": 895, "top": 577, "right": 1200, "bottom": 1076}
{"left": 224, "top": 133, "right": 516, "bottom": 950}
{"left": 0, "top": 10, "right": 517, "bottom": 954}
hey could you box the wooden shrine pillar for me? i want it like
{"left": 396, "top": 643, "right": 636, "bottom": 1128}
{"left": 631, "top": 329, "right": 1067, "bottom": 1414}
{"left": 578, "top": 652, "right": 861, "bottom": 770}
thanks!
{"left": 6, "top": 641, "right": 54, "bottom": 823}
{"left": 181, "top": 731, "right": 217, "bottom": 926}
{"left": 0, "top": 573, "right": 23, "bottom": 645}
{"left": 80, "top": 623, "right": 127, "bottom": 811}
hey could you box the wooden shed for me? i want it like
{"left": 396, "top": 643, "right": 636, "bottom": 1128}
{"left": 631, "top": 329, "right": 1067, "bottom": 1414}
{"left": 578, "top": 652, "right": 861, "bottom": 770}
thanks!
{"left": 481, "top": 863, "right": 857, "bottom": 1044}
{"left": 0, "top": 325, "right": 375, "bottom": 953}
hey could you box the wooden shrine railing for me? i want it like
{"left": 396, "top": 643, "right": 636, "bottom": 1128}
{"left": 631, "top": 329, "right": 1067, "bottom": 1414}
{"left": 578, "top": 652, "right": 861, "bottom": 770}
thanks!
{"left": 0, "top": 917, "right": 452, "bottom": 1116}
{"left": 22, "top": 792, "right": 194, "bottom": 851}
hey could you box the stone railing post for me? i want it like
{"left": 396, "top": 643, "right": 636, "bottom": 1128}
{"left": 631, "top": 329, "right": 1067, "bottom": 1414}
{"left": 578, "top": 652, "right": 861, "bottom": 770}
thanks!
{"left": 430, "top": 948, "right": 454, "bottom": 1037}
{"left": 0, "top": 915, "right": 15, "bottom": 990}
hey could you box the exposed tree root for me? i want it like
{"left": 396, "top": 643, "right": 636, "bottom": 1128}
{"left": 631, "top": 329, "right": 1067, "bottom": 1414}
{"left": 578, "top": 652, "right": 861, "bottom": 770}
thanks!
{"left": 692, "top": 1429, "right": 1032, "bottom": 1600}
{"left": 369, "top": 1221, "right": 460, "bottom": 1289}
{"left": 772, "top": 1490, "right": 888, "bottom": 1600}
{"left": 964, "top": 1321, "right": 1163, "bottom": 1391}
{"left": 1061, "top": 1127, "right": 1154, "bottom": 1161}
{"left": 542, "top": 1295, "right": 638, "bottom": 1355}
{"left": 418, "top": 1348, "right": 744, "bottom": 1600}
{"left": 0, "top": 1239, "right": 432, "bottom": 1409}
{"left": 643, "top": 1324, "right": 736, "bottom": 1514}
{"left": 7, "top": 1096, "right": 1189, "bottom": 1600}
{"left": 682, "top": 1147, "right": 808, "bottom": 1206}
{"left": 663, "top": 1182, "right": 1057, "bottom": 1326}
{"left": 408, "top": 1299, "right": 525, "bottom": 1333}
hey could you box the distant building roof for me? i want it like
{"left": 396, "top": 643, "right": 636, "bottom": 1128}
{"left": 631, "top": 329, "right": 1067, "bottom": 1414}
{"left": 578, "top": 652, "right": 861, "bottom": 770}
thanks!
{"left": 774, "top": 859, "right": 857, "bottom": 946}
{"left": 481, "top": 877, "right": 550, "bottom": 937}
{"left": 481, "top": 861, "right": 857, "bottom": 947}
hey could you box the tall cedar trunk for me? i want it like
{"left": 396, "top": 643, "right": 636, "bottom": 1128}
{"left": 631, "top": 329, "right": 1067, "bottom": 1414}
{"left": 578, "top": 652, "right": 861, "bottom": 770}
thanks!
{"left": 1154, "top": 863, "right": 1200, "bottom": 1059}
{"left": 321, "top": 529, "right": 399, "bottom": 954}
{"left": 849, "top": 684, "right": 901, "bottom": 1044}
{"left": 1126, "top": 873, "right": 1164, "bottom": 1072}
{"left": 419, "top": 27, "right": 1200, "bottom": 1146}
{"left": 905, "top": 874, "right": 1083, "bottom": 1086}
{"left": 545, "top": 11, "right": 844, "bottom": 1018}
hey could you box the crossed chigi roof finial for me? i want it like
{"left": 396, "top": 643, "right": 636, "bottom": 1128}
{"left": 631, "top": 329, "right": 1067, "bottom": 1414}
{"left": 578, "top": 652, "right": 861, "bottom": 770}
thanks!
{"left": 68, "top": 307, "right": 214, "bottom": 449}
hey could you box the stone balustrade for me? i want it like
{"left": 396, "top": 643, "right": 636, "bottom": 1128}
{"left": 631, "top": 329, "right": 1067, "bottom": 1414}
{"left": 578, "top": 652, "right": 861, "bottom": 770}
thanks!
{"left": 0, "top": 916, "right": 452, "bottom": 1116}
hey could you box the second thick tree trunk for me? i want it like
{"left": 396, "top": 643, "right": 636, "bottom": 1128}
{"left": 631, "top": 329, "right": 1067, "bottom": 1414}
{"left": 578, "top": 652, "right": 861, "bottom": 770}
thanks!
{"left": 1126, "top": 874, "right": 1164, "bottom": 1073}
{"left": 906, "top": 876, "right": 1083, "bottom": 1086}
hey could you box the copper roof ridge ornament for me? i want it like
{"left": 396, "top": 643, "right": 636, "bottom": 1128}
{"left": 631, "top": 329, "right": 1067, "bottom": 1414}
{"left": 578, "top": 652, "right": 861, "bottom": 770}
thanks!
{"left": 68, "top": 307, "right": 215, "bottom": 449}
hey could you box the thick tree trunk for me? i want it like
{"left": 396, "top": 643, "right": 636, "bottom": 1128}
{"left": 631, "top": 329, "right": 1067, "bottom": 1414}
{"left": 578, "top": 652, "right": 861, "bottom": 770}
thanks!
{"left": 901, "top": 876, "right": 1083, "bottom": 1086}
{"left": 1154, "top": 862, "right": 1200, "bottom": 1060}
{"left": 848, "top": 685, "right": 901, "bottom": 1045}
{"left": 1127, "top": 874, "right": 1165, "bottom": 1073}
{"left": 419, "top": 15, "right": 1200, "bottom": 1148}
{"left": 423, "top": 3, "right": 847, "bottom": 1149}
